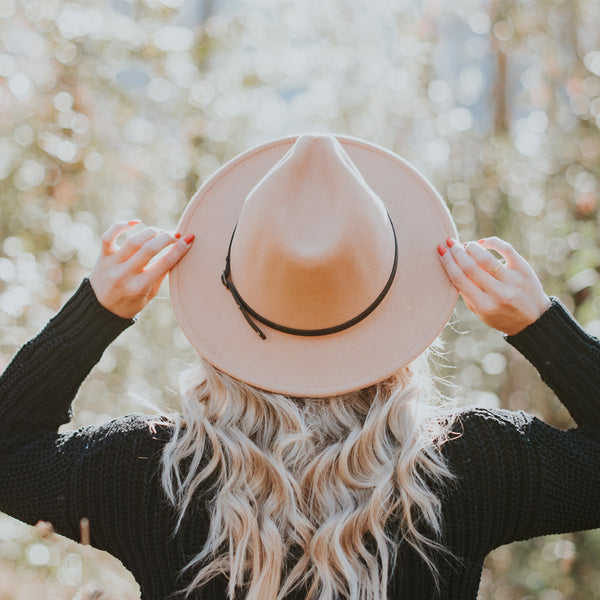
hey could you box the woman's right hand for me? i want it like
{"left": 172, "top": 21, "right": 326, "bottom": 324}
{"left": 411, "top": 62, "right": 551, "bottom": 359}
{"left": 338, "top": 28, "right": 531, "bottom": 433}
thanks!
{"left": 89, "top": 221, "right": 194, "bottom": 319}
{"left": 437, "top": 236, "right": 551, "bottom": 335}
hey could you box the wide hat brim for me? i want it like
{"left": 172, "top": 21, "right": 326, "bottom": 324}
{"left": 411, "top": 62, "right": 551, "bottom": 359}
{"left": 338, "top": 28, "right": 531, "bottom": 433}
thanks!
{"left": 170, "top": 134, "right": 458, "bottom": 398}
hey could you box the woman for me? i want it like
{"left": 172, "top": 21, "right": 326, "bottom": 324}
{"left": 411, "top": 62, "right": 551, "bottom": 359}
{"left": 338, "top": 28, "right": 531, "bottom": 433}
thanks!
{"left": 0, "top": 134, "right": 598, "bottom": 600}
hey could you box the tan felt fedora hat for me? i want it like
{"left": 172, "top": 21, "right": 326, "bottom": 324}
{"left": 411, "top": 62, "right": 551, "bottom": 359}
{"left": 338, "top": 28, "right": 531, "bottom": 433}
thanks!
{"left": 170, "top": 134, "right": 458, "bottom": 398}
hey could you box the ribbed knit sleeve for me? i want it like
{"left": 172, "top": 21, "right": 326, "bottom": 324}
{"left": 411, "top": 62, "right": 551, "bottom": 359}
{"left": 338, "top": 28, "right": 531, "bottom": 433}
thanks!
{"left": 441, "top": 300, "right": 598, "bottom": 550}
{"left": 0, "top": 279, "right": 134, "bottom": 538}
{"left": 505, "top": 297, "right": 600, "bottom": 427}
{"left": 0, "top": 279, "right": 134, "bottom": 432}
{"left": 444, "top": 408, "right": 600, "bottom": 550}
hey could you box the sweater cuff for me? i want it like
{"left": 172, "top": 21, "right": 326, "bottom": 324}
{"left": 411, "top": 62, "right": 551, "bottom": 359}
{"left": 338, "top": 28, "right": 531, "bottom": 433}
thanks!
{"left": 505, "top": 297, "right": 597, "bottom": 368}
{"left": 48, "top": 279, "right": 135, "bottom": 353}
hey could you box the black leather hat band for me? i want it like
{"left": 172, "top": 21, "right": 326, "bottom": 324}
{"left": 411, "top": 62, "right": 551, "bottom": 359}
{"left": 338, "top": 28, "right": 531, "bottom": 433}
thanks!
{"left": 221, "top": 214, "right": 398, "bottom": 340}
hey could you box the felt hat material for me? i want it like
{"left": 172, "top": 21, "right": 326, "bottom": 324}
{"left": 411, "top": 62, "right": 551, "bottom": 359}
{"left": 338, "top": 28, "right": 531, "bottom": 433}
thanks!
{"left": 170, "top": 134, "right": 458, "bottom": 397}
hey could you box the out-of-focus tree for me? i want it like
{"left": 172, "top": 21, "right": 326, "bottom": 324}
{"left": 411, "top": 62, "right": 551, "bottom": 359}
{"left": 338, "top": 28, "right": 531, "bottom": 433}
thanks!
{"left": 0, "top": 0, "right": 599, "bottom": 598}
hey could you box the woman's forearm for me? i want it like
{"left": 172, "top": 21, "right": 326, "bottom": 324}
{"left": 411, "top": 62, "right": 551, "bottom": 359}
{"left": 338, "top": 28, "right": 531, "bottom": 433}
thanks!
{"left": 506, "top": 297, "right": 600, "bottom": 427}
{"left": 0, "top": 279, "right": 133, "bottom": 433}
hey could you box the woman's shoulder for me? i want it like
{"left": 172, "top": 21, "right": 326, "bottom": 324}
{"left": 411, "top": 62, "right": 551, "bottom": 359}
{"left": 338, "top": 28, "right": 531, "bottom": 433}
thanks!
{"left": 443, "top": 406, "right": 535, "bottom": 462}
{"left": 453, "top": 406, "right": 532, "bottom": 430}
{"left": 439, "top": 407, "right": 540, "bottom": 513}
{"left": 68, "top": 413, "right": 176, "bottom": 451}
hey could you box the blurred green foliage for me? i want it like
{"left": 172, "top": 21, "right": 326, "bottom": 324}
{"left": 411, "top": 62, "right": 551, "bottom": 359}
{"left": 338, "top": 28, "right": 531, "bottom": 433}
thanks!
{"left": 0, "top": 0, "right": 599, "bottom": 597}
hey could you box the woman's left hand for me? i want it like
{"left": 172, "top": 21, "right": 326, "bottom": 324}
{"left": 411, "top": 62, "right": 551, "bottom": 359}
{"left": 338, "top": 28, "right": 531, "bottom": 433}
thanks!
{"left": 89, "top": 221, "right": 194, "bottom": 319}
{"left": 438, "top": 236, "right": 551, "bottom": 335}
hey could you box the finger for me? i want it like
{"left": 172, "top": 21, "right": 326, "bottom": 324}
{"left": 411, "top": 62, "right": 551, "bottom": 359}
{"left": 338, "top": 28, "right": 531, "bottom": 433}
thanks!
{"left": 101, "top": 221, "right": 141, "bottom": 256}
{"left": 438, "top": 243, "right": 491, "bottom": 302}
{"left": 115, "top": 227, "right": 162, "bottom": 263}
{"left": 447, "top": 239, "right": 503, "bottom": 292}
{"left": 463, "top": 241, "right": 507, "bottom": 279}
{"left": 148, "top": 272, "right": 168, "bottom": 300}
{"left": 142, "top": 236, "right": 194, "bottom": 285}
{"left": 126, "top": 231, "right": 178, "bottom": 272}
{"left": 478, "top": 237, "right": 529, "bottom": 270}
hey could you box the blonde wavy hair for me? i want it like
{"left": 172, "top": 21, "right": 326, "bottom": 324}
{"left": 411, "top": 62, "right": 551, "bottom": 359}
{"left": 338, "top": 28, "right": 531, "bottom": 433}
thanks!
{"left": 161, "top": 348, "right": 456, "bottom": 600}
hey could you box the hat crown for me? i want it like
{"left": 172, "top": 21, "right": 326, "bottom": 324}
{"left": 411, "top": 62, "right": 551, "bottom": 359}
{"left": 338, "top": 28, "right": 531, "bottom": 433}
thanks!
{"left": 230, "top": 134, "right": 396, "bottom": 329}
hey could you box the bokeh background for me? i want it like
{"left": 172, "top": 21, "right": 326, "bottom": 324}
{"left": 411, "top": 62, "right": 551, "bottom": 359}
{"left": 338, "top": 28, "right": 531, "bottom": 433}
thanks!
{"left": 1, "top": 0, "right": 600, "bottom": 598}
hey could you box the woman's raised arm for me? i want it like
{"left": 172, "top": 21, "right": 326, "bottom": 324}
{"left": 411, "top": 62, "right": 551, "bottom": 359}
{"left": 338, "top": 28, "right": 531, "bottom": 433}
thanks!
{"left": 0, "top": 222, "right": 193, "bottom": 548}
{"left": 0, "top": 221, "right": 193, "bottom": 433}
{"left": 437, "top": 235, "right": 600, "bottom": 426}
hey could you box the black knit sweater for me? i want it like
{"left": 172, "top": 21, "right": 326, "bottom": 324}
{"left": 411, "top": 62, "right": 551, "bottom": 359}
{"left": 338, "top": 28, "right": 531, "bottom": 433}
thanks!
{"left": 0, "top": 279, "right": 599, "bottom": 599}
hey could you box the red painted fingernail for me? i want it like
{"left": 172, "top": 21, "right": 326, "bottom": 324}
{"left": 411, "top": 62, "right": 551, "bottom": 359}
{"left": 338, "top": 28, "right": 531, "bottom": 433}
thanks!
{"left": 478, "top": 239, "right": 485, "bottom": 244}
{"left": 437, "top": 243, "right": 447, "bottom": 257}
{"left": 446, "top": 238, "right": 455, "bottom": 248}
{"left": 128, "top": 220, "right": 141, "bottom": 226}
{"left": 184, "top": 234, "right": 195, "bottom": 244}
{"left": 174, "top": 232, "right": 182, "bottom": 239}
